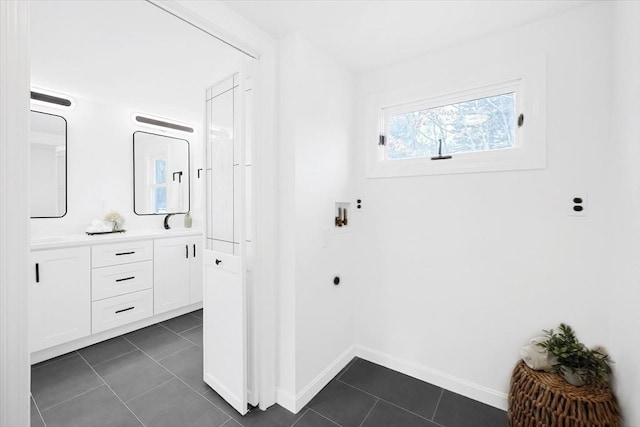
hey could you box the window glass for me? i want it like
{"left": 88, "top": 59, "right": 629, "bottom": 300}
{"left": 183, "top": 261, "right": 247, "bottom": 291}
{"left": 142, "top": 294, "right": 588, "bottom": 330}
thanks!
{"left": 153, "top": 158, "right": 167, "bottom": 213}
{"left": 385, "top": 92, "right": 516, "bottom": 160}
{"left": 154, "top": 158, "right": 167, "bottom": 184}
{"left": 154, "top": 187, "right": 167, "bottom": 213}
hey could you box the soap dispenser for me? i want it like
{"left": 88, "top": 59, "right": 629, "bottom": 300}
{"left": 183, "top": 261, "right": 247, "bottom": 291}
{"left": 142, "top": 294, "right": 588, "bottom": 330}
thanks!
{"left": 184, "top": 212, "right": 192, "bottom": 228}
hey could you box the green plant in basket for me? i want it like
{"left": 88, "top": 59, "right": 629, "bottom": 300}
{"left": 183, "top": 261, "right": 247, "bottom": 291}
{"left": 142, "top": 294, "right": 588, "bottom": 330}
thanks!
{"left": 537, "top": 323, "right": 612, "bottom": 387}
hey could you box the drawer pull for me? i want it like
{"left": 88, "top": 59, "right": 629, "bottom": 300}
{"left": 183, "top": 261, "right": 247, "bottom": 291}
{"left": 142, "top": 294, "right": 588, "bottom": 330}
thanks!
{"left": 35, "top": 263, "right": 40, "bottom": 283}
{"left": 186, "top": 245, "right": 189, "bottom": 259}
{"left": 115, "top": 251, "right": 135, "bottom": 256}
{"left": 115, "top": 306, "right": 135, "bottom": 314}
{"left": 193, "top": 244, "right": 196, "bottom": 258}
{"left": 115, "top": 276, "right": 135, "bottom": 283}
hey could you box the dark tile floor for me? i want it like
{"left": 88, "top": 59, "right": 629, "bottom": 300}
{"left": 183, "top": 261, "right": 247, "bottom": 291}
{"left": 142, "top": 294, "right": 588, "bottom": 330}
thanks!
{"left": 31, "top": 310, "right": 506, "bottom": 427}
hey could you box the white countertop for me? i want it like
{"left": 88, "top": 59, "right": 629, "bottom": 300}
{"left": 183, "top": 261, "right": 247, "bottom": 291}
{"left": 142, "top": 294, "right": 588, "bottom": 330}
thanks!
{"left": 31, "top": 228, "right": 204, "bottom": 250}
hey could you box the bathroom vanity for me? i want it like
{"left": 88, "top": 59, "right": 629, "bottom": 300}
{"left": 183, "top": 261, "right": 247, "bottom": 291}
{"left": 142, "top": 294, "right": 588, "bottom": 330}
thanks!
{"left": 30, "top": 229, "right": 203, "bottom": 363}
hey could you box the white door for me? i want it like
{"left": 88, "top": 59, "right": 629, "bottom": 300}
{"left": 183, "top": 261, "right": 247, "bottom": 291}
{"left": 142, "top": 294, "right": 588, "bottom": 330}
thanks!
{"left": 203, "top": 251, "right": 247, "bottom": 415}
{"left": 203, "top": 74, "right": 248, "bottom": 415}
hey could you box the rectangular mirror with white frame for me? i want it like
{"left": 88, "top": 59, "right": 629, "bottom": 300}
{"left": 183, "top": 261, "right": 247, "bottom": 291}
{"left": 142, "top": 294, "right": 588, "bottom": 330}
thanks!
{"left": 133, "top": 131, "right": 190, "bottom": 215}
{"left": 30, "top": 110, "right": 67, "bottom": 218}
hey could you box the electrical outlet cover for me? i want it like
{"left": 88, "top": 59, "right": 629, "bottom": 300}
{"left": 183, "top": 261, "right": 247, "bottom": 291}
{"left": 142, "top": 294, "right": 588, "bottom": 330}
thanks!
{"left": 569, "top": 194, "right": 587, "bottom": 217}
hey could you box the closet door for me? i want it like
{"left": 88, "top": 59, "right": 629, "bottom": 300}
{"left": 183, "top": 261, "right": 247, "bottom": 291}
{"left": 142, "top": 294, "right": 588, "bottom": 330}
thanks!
{"left": 203, "top": 75, "right": 248, "bottom": 415}
{"left": 203, "top": 251, "right": 246, "bottom": 414}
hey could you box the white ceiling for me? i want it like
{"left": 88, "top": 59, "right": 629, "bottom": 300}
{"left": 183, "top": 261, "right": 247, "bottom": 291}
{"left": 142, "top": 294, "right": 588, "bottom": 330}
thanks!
{"left": 31, "top": 0, "right": 242, "bottom": 119}
{"left": 221, "top": 0, "right": 594, "bottom": 73}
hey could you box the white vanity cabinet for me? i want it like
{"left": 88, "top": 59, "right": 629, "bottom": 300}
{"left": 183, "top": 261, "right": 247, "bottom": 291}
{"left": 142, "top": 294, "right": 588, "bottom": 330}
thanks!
{"left": 190, "top": 239, "right": 203, "bottom": 304}
{"left": 91, "top": 240, "right": 154, "bottom": 333}
{"left": 30, "top": 247, "right": 91, "bottom": 352}
{"left": 29, "top": 230, "right": 203, "bottom": 362}
{"left": 154, "top": 236, "right": 203, "bottom": 315}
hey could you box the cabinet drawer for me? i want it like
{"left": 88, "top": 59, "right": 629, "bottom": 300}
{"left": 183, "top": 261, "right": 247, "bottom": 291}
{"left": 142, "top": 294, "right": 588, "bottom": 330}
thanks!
{"left": 92, "top": 261, "right": 152, "bottom": 301}
{"left": 92, "top": 240, "right": 152, "bottom": 268}
{"left": 92, "top": 289, "right": 153, "bottom": 334}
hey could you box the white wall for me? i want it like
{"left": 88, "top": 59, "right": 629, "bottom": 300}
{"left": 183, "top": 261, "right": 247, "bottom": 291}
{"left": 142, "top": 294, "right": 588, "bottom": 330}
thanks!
{"left": 353, "top": 2, "right": 626, "bottom": 412}
{"left": 607, "top": 2, "right": 640, "bottom": 426}
{"left": 29, "top": 0, "right": 241, "bottom": 237}
{"left": 30, "top": 98, "right": 205, "bottom": 236}
{"left": 277, "top": 33, "right": 356, "bottom": 411}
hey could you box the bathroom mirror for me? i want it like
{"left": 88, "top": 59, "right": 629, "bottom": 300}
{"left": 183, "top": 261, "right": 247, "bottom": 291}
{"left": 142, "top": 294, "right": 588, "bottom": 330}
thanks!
{"left": 30, "top": 111, "right": 67, "bottom": 218}
{"left": 133, "top": 131, "right": 190, "bottom": 215}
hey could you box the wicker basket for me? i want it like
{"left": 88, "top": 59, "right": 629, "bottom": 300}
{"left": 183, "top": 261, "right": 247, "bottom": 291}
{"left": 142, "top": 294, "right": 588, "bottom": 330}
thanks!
{"left": 508, "top": 361, "right": 621, "bottom": 427}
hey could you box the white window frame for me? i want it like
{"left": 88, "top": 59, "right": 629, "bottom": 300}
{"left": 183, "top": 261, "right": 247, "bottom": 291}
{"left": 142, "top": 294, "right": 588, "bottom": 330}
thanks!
{"left": 366, "top": 55, "right": 547, "bottom": 178}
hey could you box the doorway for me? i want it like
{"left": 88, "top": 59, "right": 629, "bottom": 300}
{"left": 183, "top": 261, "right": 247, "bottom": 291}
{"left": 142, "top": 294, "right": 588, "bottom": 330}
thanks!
{"left": 23, "top": 0, "right": 272, "bottom": 422}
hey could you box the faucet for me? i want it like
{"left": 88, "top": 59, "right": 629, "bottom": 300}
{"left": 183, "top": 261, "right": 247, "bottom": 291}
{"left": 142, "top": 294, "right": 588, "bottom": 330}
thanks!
{"left": 163, "top": 213, "right": 175, "bottom": 230}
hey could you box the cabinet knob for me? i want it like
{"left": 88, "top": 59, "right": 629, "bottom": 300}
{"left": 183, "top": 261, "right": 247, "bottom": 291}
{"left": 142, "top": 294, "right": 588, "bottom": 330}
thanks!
{"left": 215, "top": 259, "right": 222, "bottom": 265}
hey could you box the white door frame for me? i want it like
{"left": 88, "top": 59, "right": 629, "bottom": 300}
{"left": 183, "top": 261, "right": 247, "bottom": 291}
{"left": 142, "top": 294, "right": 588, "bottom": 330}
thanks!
{"left": 0, "top": 1, "right": 279, "bottom": 422}
{"left": 147, "top": 0, "right": 278, "bottom": 410}
{"left": 0, "top": 1, "right": 31, "bottom": 425}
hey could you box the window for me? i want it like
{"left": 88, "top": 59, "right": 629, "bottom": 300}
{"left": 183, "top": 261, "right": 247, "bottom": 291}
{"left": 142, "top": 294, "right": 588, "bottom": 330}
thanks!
{"left": 152, "top": 158, "right": 167, "bottom": 213}
{"left": 366, "top": 56, "right": 546, "bottom": 178}
{"left": 383, "top": 92, "right": 517, "bottom": 160}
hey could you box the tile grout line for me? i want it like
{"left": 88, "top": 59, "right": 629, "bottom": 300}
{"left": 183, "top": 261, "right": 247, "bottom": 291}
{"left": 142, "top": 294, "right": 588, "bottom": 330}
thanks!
{"left": 157, "top": 321, "right": 187, "bottom": 335}
{"left": 431, "top": 388, "right": 445, "bottom": 421}
{"left": 336, "top": 379, "right": 447, "bottom": 426}
{"left": 175, "top": 322, "right": 202, "bottom": 335}
{"left": 76, "top": 352, "right": 147, "bottom": 427}
{"left": 219, "top": 418, "right": 236, "bottom": 427}
{"left": 155, "top": 321, "right": 202, "bottom": 349}
{"left": 31, "top": 351, "right": 79, "bottom": 371}
{"left": 87, "top": 348, "right": 139, "bottom": 369}
{"left": 38, "top": 384, "right": 105, "bottom": 413}
{"left": 178, "top": 334, "right": 202, "bottom": 348}
{"left": 122, "top": 332, "right": 188, "bottom": 365}
{"left": 308, "top": 408, "right": 345, "bottom": 427}
{"left": 31, "top": 395, "right": 47, "bottom": 427}
{"left": 155, "top": 344, "right": 198, "bottom": 363}
{"left": 358, "top": 398, "right": 379, "bottom": 427}
{"left": 123, "top": 377, "right": 176, "bottom": 404}
{"left": 335, "top": 357, "right": 359, "bottom": 381}
{"left": 122, "top": 335, "right": 237, "bottom": 425}
{"left": 289, "top": 408, "right": 311, "bottom": 427}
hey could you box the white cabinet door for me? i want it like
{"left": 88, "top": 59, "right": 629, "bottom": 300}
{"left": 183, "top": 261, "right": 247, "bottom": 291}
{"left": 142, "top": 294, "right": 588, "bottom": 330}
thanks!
{"left": 30, "top": 247, "right": 91, "bottom": 352}
{"left": 154, "top": 237, "right": 190, "bottom": 315}
{"left": 189, "top": 239, "right": 203, "bottom": 304}
{"left": 203, "top": 250, "right": 247, "bottom": 415}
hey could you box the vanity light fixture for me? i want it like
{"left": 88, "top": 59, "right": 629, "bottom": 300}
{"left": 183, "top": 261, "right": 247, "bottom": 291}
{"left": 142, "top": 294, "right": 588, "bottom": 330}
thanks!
{"left": 133, "top": 113, "right": 194, "bottom": 134}
{"left": 30, "top": 87, "right": 75, "bottom": 110}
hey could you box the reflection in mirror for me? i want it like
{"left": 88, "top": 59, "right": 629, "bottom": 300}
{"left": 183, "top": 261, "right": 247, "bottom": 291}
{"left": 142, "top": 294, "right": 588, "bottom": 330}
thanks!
{"left": 30, "top": 111, "right": 67, "bottom": 218}
{"left": 133, "top": 131, "right": 190, "bottom": 215}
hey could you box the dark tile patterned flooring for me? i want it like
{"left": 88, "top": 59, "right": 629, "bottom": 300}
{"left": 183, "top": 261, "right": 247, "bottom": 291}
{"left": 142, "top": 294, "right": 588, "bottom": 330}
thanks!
{"left": 31, "top": 310, "right": 506, "bottom": 427}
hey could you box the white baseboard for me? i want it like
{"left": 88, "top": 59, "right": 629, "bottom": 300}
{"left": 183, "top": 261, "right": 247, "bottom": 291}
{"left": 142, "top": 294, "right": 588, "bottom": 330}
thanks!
{"left": 354, "top": 345, "right": 508, "bottom": 411}
{"left": 275, "top": 387, "right": 297, "bottom": 413}
{"left": 277, "top": 345, "right": 356, "bottom": 413}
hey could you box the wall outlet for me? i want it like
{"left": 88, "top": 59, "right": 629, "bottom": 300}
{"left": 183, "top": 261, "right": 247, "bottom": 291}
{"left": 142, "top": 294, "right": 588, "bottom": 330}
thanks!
{"left": 569, "top": 194, "right": 587, "bottom": 217}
